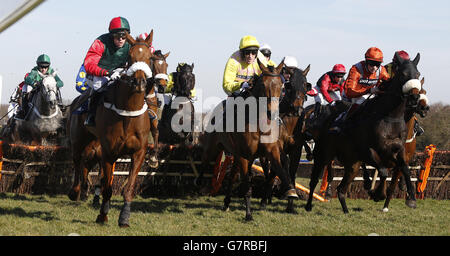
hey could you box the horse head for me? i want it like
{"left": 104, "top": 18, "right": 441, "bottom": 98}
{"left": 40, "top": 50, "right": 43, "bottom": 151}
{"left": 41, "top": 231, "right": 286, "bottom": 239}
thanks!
{"left": 252, "top": 59, "right": 284, "bottom": 115}
{"left": 416, "top": 77, "right": 430, "bottom": 117}
{"left": 281, "top": 64, "right": 311, "bottom": 116}
{"left": 125, "top": 30, "right": 154, "bottom": 93}
{"left": 150, "top": 50, "right": 170, "bottom": 90}
{"left": 381, "top": 53, "right": 422, "bottom": 109}
{"left": 173, "top": 63, "right": 195, "bottom": 98}
{"left": 37, "top": 70, "right": 58, "bottom": 108}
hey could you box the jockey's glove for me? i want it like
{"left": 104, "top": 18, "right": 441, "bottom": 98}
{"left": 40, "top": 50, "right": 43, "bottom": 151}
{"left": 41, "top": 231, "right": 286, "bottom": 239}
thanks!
{"left": 241, "top": 82, "right": 250, "bottom": 91}
{"left": 370, "top": 86, "right": 380, "bottom": 94}
{"left": 110, "top": 70, "right": 122, "bottom": 81}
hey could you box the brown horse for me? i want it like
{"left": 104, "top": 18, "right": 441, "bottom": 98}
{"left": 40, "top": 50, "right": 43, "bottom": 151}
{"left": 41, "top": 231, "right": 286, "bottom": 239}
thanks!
{"left": 68, "top": 31, "right": 153, "bottom": 227}
{"left": 305, "top": 53, "right": 422, "bottom": 213}
{"left": 200, "top": 60, "right": 293, "bottom": 221}
{"left": 146, "top": 49, "right": 170, "bottom": 168}
{"left": 259, "top": 65, "right": 311, "bottom": 210}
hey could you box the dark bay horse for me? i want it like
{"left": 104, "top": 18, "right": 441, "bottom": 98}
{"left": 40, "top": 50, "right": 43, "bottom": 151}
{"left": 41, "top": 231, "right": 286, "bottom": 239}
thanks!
{"left": 158, "top": 63, "right": 195, "bottom": 145}
{"left": 369, "top": 79, "right": 429, "bottom": 211}
{"left": 259, "top": 65, "right": 311, "bottom": 210}
{"left": 200, "top": 60, "right": 292, "bottom": 221}
{"left": 68, "top": 31, "right": 153, "bottom": 227}
{"left": 146, "top": 49, "right": 170, "bottom": 168}
{"left": 305, "top": 53, "right": 422, "bottom": 213}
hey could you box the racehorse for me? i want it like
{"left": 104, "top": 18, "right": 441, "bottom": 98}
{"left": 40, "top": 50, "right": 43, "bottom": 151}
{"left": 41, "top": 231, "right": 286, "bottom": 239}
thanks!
{"left": 146, "top": 49, "right": 170, "bottom": 168}
{"left": 305, "top": 53, "right": 422, "bottom": 213}
{"left": 158, "top": 63, "right": 195, "bottom": 145}
{"left": 200, "top": 60, "right": 293, "bottom": 221}
{"left": 68, "top": 31, "right": 153, "bottom": 227}
{"left": 369, "top": 79, "right": 429, "bottom": 211}
{"left": 7, "top": 71, "right": 64, "bottom": 145}
{"left": 259, "top": 65, "right": 311, "bottom": 210}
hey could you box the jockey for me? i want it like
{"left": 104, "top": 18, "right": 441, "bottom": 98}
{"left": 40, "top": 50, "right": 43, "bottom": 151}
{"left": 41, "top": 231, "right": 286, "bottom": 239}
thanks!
{"left": 222, "top": 35, "right": 268, "bottom": 96}
{"left": 17, "top": 54, "right": 64, "bottom": 119}
{"left": 385, "top": 50, "right": 410, "bottom": 78}
{"left": 307, "top": 64, "right": 346, "bottom": 118}
{"left": 259, "top": 44, "right": 277, "bottom": 67}
{"left": 329, "top": 47, "right": 390, "bottom": 133}
{"left": 83, "top": 16, "right": 131, "bottom": 126}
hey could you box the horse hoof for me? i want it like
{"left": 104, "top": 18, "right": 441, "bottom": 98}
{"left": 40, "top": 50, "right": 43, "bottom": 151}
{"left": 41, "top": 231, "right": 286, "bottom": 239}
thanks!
{"left": 406, "top": 199, "right": 417, "bottom": 209}
{"left": 222, "top": 206, "right": 230, "bottom": 212}
{"left": 96, "top": 214, "right": 108, "bottom": 224}
{"left": 119, "top": 223, "right": 130, "bottom": 228}
{"left": 286, "top": 189, "right": 299, "bottom": 199}
{"left": 149, "top": 161, "right": 159, "bottom": 169}
{"left": 68, "top": 190, "right": 80, "bottom": 201}
{"left": 245, "top": 215, "right": 253, "bottom": 221}
{"left": 382, "top": 207, "right": 389, "bottom": 213}
{"left": 305, "top": 204, "right": 312, "bottom": 212}
{"left": 286, "top": 208, "right": 298, "bottom": 214}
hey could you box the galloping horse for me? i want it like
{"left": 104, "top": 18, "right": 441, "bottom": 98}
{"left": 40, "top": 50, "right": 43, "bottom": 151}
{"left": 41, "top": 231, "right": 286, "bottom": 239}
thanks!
{"left": 305, "top": 53, "right": 422, "bottom": 213}
{"left": 369, "top": 79, "right": 429, "bottom": 211}
{"left": 8, "top": 71, "right": 64, "bottom": 145}
{"left": 158, "top": 63, "right": 195, "bottom": 145}
{"left": 146, "top": 49, "right": 170, "bottom": 168}
{"left": 200, "top": 60, "right": 293, "bottom": 221}
{"left": 68, "top": 31, "right": 153, "bottom": 227}
{"left": 259, "top": 65, "right": 311, "bottom": 210}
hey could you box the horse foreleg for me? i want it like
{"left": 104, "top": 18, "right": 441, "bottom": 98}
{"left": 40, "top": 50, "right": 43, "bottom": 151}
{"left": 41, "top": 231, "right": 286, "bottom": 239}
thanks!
{"left": 325, "top": 162, "right": 334, "bottom": 199}
{"left": 223, "top": 158, "right": 239, "bottom": 212}
{"left": 337, "top": 162, "right": 361, "bottom": 214}
{"left": 259, "top": 157, "right": 271, "bottom": 209}
{"left": 382, "top": 168, "right": 401, "bottom": 212}
{"left": 149, "top": 119, "right": 159, "bottom": 168}
{"left": 96, "top": 159, "right": 114, "bottom": 224}
{"left": 241, "top": 158, "right": 253, "bottom": 221}
{"left": 397, "top": 155, "right": 417, "bottom": 209}
{"left": 68, "top": 155, "right": 84, "bottom": 201}
{"left": 119, "top": 148, "right": 146, "bottom": 228}
{"left": 305, "top": 145, "right": 332, "bottom": 212}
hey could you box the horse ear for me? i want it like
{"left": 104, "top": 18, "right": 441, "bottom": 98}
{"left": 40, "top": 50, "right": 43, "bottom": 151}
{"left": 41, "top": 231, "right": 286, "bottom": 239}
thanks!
{"left": 412, "top": 53, "right": 420, "bottom": 66}
{"left": 302, "top": 64, "right": 311, "bottom": 77}
{"left": 125, "top": 31, "right": 135, "bottom": 45}
{"left": 275, "top": 60, "right": 284, "bottom": 74}
{"left": 163, "top": 51, "right": 170, "bottom": 59}
{"left": 191, "top": 63, "right": 194, "bottom": 70}
{"left": 420, "top": 77, "right": 425, "bottom": 86}
{"left": 145, "top": 29, "right": 154, "bottom": 46}
{"left": 258, "top": 58, "right": 270, "bottom": 73}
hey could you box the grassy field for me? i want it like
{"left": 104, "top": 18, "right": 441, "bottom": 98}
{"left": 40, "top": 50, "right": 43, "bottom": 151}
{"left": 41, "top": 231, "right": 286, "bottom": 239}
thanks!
{"left": 0, "top": 192, "right": 448, "bottom": 236}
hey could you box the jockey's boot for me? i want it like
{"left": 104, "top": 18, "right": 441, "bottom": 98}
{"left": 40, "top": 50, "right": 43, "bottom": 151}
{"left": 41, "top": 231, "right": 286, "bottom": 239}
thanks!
{"left": 84, "top": 90, "right": 100, "bottom": 127}
{"left": 414, "top": 119, "right": 424, "bottom": 136}
{"left": 311, "top": 102, "right": 321, "bottom": 122}
{"left": 16, "top": 94, "right": 30, "bottom": 119}
{"left": 329, "top": 103, "right": 359, "bottom": 134}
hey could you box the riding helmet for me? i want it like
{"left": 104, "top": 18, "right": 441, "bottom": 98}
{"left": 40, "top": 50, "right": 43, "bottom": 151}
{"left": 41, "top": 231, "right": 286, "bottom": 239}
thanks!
{"left": 109, "top": 16, "right": 130, "bottom": 33}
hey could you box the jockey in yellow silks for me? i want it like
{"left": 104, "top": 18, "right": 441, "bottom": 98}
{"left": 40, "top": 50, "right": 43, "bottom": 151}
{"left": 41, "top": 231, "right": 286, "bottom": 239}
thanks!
{"left": 222, "top": 35, "right": 269, "bottom": 96}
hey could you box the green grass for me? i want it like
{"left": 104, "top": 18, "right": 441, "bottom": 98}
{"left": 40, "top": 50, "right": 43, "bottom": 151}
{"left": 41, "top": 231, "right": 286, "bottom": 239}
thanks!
{"left": 0, "top": 192, "right": 448, "bottom": 236}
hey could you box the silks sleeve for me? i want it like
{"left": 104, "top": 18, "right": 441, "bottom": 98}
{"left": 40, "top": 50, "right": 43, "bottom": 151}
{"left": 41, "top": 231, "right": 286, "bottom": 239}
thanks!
{"left": 222, "top": 58, "right": 241, "bottom": 95}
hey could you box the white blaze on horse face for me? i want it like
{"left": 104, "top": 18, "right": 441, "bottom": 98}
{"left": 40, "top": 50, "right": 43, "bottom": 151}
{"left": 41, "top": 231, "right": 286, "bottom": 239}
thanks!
{"left": 42, "top": 76, "right": 58, "bottom": 102}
